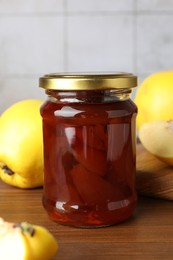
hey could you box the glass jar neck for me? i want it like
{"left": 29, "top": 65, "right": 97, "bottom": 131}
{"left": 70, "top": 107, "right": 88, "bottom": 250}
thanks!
{"left": 46, "top": 89, "right": 132, "bottom": 103}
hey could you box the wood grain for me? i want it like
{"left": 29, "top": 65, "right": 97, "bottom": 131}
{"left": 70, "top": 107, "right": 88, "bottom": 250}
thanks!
{"left": 0, "top": 144, "right": 173, "bottom": 259}
{"left": 137, "top": 144, "right": 173, "bottom": 200}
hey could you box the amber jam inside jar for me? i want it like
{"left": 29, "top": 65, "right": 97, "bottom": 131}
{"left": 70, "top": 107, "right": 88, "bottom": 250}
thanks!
{"left": 39, "top": 72, "right": 138, "bottom": 227}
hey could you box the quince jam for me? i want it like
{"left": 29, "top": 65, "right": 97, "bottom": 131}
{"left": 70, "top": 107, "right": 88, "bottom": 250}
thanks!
{"left": 40, "top": 91, "right": 137, "bottom": 227}
{"left": 39, "top": 73, "right": 138, "bottom": 227}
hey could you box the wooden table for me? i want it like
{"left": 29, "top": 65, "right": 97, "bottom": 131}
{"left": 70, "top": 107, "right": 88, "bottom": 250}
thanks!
{"left": 1, "top": 148, "right": 173, "bottom": 259}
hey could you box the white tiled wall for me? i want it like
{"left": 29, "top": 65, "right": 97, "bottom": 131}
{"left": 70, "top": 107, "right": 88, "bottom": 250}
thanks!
{"left": 0, "top": 0, "right": 173, "bottom": 111}
{"left": 67, "top": 0, "right": 134, "bottom": 12}
{"left": 137, "top": 14, "right": 173, "bottom": 74}
{"left": 67, "top": 15, "right": 134, "bottom": 72}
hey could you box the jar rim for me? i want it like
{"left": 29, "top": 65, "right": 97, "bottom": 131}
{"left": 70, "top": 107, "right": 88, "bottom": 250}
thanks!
{"left": 39, "top": 72, "right": 137, "bottom": 91}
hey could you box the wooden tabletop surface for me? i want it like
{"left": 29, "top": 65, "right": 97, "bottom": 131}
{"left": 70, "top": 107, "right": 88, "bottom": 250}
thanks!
{"left": 0, "top": 145, "right": 173, "bottom": 259}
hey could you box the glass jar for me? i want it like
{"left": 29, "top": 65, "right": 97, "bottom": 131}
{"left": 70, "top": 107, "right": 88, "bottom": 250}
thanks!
{"left": 39, "top": 72, "right": 138, "bottom": 228}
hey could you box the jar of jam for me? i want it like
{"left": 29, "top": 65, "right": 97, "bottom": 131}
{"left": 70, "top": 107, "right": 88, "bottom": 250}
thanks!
{"left": 39, "top": 72, "right": 138, "bottom": 227}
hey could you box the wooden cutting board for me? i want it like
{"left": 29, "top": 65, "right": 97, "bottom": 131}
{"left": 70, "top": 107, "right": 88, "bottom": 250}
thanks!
{"left": 136, "top": 143, "right": 173, "bottom": 200}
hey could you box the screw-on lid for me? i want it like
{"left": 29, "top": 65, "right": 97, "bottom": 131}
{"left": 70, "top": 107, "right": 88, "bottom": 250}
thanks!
{"left": 39, "top": 72, "right": 137, "bottom": 91}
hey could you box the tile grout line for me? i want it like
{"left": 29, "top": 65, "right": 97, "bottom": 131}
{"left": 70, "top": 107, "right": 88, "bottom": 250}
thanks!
{"left": 63, "top": 0, "right": 69, "bottom": 72}
{"left": 1, "top": 9, "right": 173, "bottom": 17}
{"left": 131, "top": 0, "right": 138, "bottom": 99}
{"left": 133, "top": 0, "right": 138, "bottom": 76}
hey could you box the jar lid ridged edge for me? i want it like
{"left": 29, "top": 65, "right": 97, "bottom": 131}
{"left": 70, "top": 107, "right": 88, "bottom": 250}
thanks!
{"left": 39, "top": 72, "right": 137, "bottom": 90}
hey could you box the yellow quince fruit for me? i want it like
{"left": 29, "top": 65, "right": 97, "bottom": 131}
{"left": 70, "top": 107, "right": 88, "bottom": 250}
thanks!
{"left": 134, "top": 70, "right": 173, "bottom": 131}
{"left": 0, "top": 218, "right": 58, "bottom": 259}
{"left": 139, "top": 120, "right": 173, "bottom": 166}
{"left": 0, "top": 99, "right": 44, "bottom": 188}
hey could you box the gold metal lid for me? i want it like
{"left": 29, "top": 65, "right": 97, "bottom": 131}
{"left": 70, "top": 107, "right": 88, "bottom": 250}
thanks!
{"left": 39, "top": 72, "right": 137, "bottom": 91}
